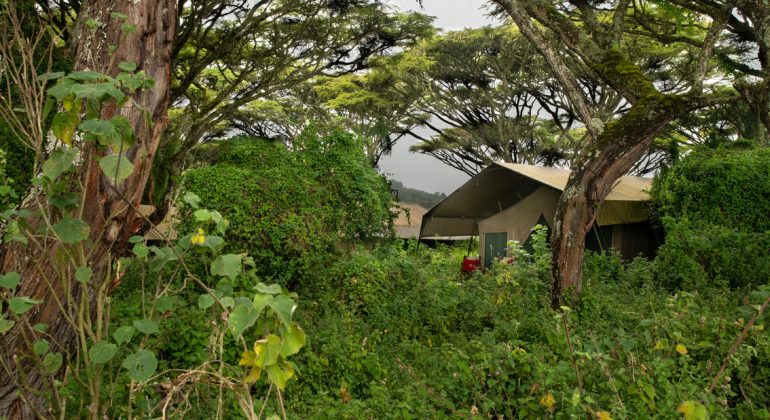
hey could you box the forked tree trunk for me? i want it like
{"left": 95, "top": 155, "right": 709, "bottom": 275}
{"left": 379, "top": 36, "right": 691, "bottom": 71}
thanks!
{"left": 548, "top": 96, "right": 685, "bottom": 308}
{"left": 0, "top": 1, "right": 176, "bottom": 417}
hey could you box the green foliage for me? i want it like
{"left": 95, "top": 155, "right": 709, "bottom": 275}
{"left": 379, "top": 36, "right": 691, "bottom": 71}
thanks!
{"left": 181, "top": 131, "right": 394, "bottom": 283}
{"left": 0, "top": 147, "right": 20, "bottom": 210}
{"left": 653, "top": 218, "right": 770, "bottom": 290}
{"left": 269, "top": 241, "right": 769, "bottom": 418}
{"left": 651, "top": 147, "right": 770, "bottom": 290}
{"left": 652, "top": 147, "right": 770, "bottom": 232}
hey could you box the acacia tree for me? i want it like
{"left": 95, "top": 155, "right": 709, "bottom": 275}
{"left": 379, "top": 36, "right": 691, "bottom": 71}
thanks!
{"left": 489, "top": 0, "right": 736, "bottom": 307}
{"left": 0, "top": 0, "right": 176, "bottom": 416}
{"left": 404, "top": 26, "right": 586, "bottom": 175}
{"left": 150, "top": 2, "right": 432, "bottom": 204}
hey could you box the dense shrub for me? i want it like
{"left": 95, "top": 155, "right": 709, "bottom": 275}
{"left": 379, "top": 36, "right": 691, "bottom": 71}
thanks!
{"left": 650, "top": 146, "right": 770, "bottom": 290}
{"left": 654, "top": 218, "right": 770, "bottom": 290}
{"left": 181, "top": 131, "right": 394, "bottom": 283}
{"left": 651, "top": 146, "right": 770, "bottom": 232}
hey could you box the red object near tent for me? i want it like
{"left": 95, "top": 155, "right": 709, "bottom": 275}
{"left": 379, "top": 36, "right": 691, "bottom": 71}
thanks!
{"left": 462, "top": 256, "right": 481, "bottom": 272}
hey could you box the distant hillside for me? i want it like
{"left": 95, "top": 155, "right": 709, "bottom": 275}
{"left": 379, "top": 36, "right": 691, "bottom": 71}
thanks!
{"left": 390, "top": 180, "right": 447, "bottom": 208}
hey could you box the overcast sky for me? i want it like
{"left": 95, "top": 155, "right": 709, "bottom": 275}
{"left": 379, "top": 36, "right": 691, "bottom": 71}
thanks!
{"left": 377, "top": 0, "right": 496, "bottom": 194}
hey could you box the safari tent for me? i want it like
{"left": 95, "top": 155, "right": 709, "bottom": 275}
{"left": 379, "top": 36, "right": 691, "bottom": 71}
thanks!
{"left": 393, "top": 203, "right": 428, "bottom": 239}
{"left": 420, "top": 163, "right": 660, "bottom": 267}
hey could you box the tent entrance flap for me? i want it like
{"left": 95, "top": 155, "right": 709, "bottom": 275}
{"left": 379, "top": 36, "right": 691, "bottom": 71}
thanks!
{"left": 484, "top": 232, "right": 507, "bottom": 268}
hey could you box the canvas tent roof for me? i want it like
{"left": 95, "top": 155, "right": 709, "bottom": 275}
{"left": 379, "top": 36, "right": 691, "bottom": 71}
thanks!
{"left": 420, "top": 163, "right": 652, "bottom": 238}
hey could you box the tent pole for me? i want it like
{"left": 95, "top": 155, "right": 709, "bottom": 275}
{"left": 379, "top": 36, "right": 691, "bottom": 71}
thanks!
{"left": 466, "top": 220, "right": 478, "bottom": 257}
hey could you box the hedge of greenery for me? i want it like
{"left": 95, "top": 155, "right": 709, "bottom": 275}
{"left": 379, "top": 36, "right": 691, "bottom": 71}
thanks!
{"left": 651, "top": 146, "right": 770, "bottom": 232}
{"left": 650, "top": 146, "right": 770, "bottom": 290}
{"left": 181, "top": 131, "right": 394, "bottom": 284}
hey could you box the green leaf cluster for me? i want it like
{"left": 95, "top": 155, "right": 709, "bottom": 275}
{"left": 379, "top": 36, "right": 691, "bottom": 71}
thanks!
{"left": 181, "top": 131, "right": 394, "bottom": 284}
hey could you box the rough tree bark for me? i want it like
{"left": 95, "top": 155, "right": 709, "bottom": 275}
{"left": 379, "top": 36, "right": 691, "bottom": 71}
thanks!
{"left": 0, "top": 0, "right": 176, "bottom": 417}
{"left": 492, "top": 0, "right": 729, "bottom": 308}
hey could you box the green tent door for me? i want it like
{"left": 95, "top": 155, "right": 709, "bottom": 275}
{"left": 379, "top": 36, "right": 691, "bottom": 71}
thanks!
{"left": 484, "top": 232, "right": 508, "bottom": 268}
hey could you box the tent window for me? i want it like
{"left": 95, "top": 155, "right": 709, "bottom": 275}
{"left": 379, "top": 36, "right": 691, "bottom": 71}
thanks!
{"left": 523, "top": 214, "right": 550, "bottom": 253}
{"left": 484, "top": 232, "right": 508, "bottom": 268}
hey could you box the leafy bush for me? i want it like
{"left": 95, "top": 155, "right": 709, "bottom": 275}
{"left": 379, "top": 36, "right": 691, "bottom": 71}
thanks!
{"left": 650, "top": 147, "right": 770, "bottom": 290}
{"left": 651, "top": 146, "right": 770, "bottom": 232}
{"left": 653, "top": 218, "right": 770, "bottom": 290}
{"left": 181, "top": 131, "right": 394, "bottom": 284}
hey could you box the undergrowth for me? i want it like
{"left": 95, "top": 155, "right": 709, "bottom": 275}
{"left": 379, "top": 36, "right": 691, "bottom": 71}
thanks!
{"left": 112, "top": 232, "right": 770, "bottom": 418}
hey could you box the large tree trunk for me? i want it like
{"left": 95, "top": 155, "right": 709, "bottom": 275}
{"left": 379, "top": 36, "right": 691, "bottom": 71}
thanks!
{"left": 0, "top": 0, "right": 176, "bottom": 417}
{"left": 549, "top": 95, "right": 682, "bottom": 307}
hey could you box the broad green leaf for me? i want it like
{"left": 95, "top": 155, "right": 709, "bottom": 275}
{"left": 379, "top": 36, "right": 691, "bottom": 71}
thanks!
{"left": 0, "top": 272, "right": 21, "bottom": 289}
{"left": 42, "top": 97, "right": 55, "bottom": 122}
{"left": 266, "top": 360, "right": 295, "bottom": 390}
{"left": 33, "top": 340, "right": 49, "bottom": 356}
{"left": 203, "top": 235, "right": 225, "bottom": 252}
{"left": 148, "top": 246, "right": 177, "bottom": 273}
{"left": 47, "top": 79, "right": 75, "bottom": 100}
{"left": 75, "top": 266, "right": 92, "bottom": 284}
{"left": 89, "top": 341, "right": 118, "bottom": 364}
{"left": 123, "top": 350, "right": 157, "bottom": 382}
{"left": 44, "top": 352, "right": 63, "bottom": 373}
{"left": 33, "top": 323, "right": 48, "bottom": 332}
{"left": 253, "top": 293, "right": 272, "bottom": 314}
{"left": 221, "top": 296, "right": 235, "bottom": 308}
{"left": 42, "top": 148, "right": 77, "bottom": 180}
{"left": 39, "top": 71, "right": 65, "bottom": 81}
{"left": 228, "top": 302, "right": 258, "bottom": 338}
{"left": 99, "top": 154, "right": 134, "bottom": 181}
{"left": 133, "top": 243, "right": 149, "bottom": 258}
{"left": 280, "top": 324, "right": 306, "bottom": 358}
{"left": 211, "top": 254, "right": 242, "bottom": 280}
{"left": 78, "top": 118, "right": 116, "bottom": 138}
{"left": 255, "top": 283, "right": 282, "bottom": 295}
{"left": 69, "top": 71, "right": 105, "bottom": 81}
{"left": 71, "top": 82, "right": 124, "bottom": 102}
{"left": 9, "top": 297, "right": 42, "bottom": 314}
{"left": 51, "top": 112, "right": 78, "bottom": 145}
{"left": 113, "top": 326, "right": 135, "bottom": 345}
{"left": 0, "top": 317, "right": 14, "bottom": 334}
{"left": 182, "top": 192, "right": 201, "bottom": 208}
{"left": 133, "top": 319, "right": 158, "bottom": 335}
{"left": 79, "top": 118, "right": 132, "bottom": 148}
{"left": 198, "top": 293, "right": 216, "bottom": 310}
{"left": 110, "top": 12, "right": 129, "bottom": 20}
{"left": 193, "top": 209, "right": 211, "bottom": 221}
{"left": 210, "top": 211, "right": 227, "bottom": 234}
{"left": 254, "top": 334, "right": 282, "bottom": 367}
{"left": 52, "top": 217, "right": 90, "bottom": 244}
{"left": 677, "top": 400, "right": 708, "bottom": 420}
{"left": 128, "top": 235, "right": 144, "bottom": 243}
{"left": 118, "top": 61, "right": 137, "bottom": 72}
{"left": 267, "top": 295, "right": 296, "bottom": 328}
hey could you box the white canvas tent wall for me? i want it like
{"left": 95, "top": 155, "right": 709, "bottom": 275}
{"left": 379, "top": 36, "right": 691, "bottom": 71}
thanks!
{"left": 420, "top": 163, "right": 655, "bottom": 264}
